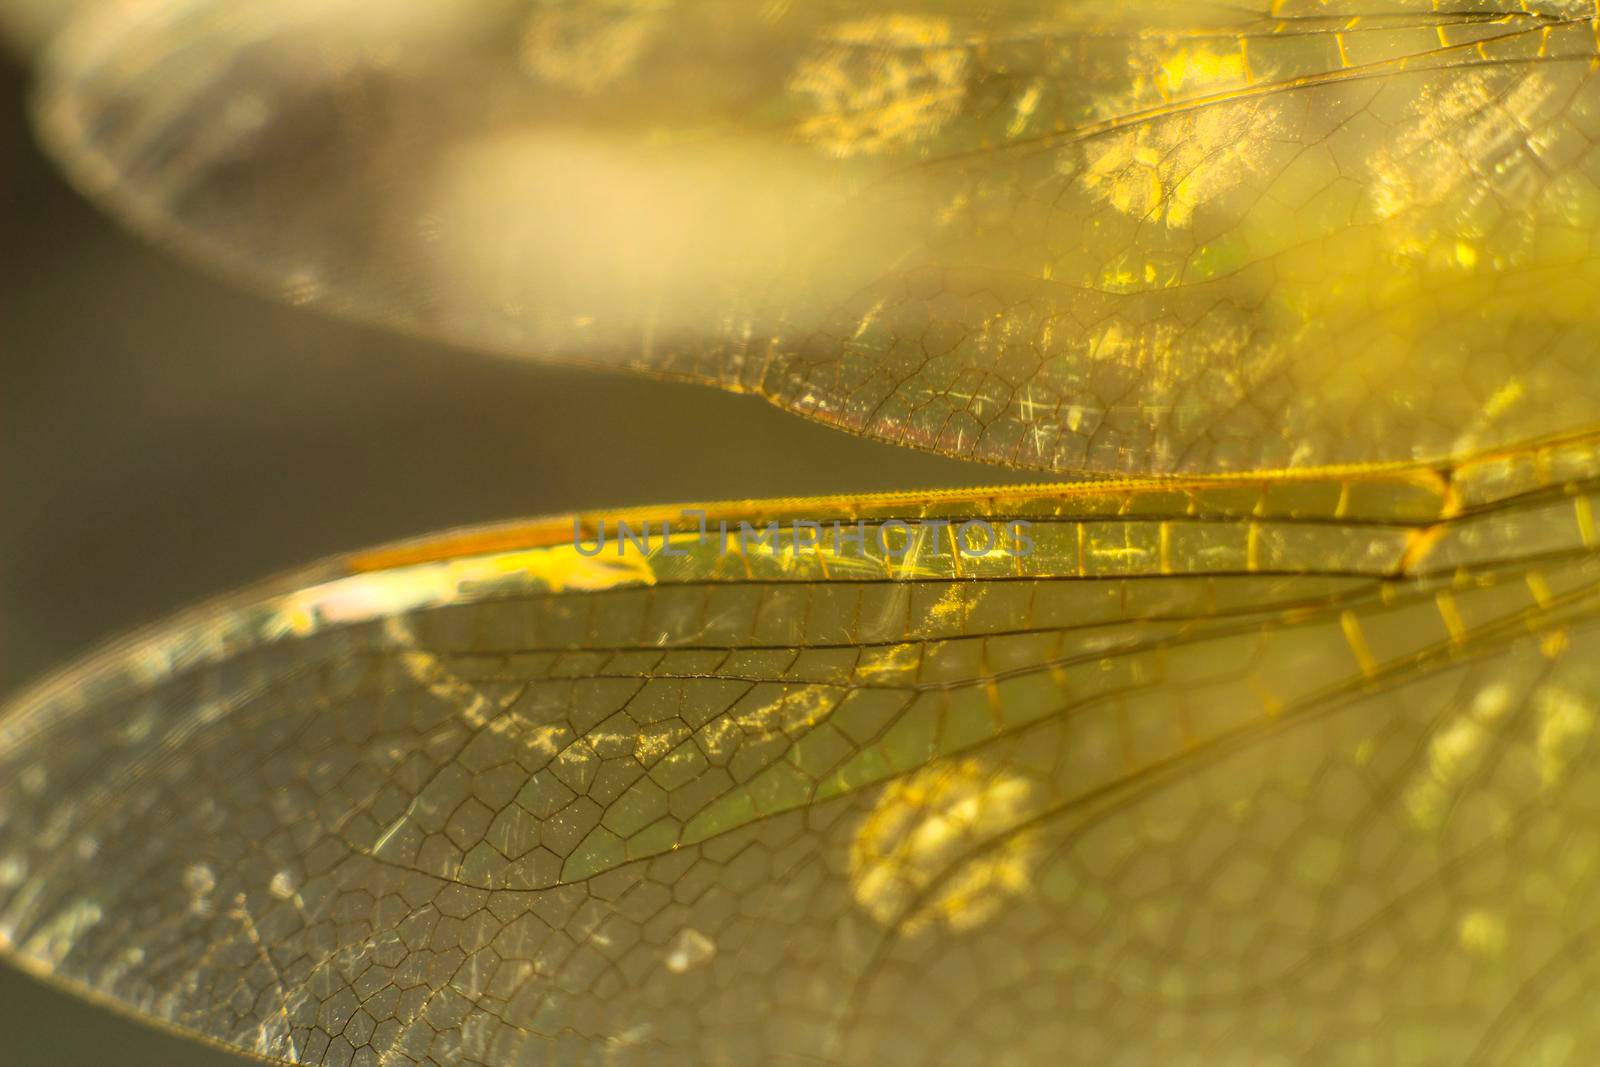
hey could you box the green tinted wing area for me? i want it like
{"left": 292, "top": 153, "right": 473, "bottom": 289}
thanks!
{"left": 4, "top": 442, "right": 1600, "bottom": 1064}
{"left": 35, "top": 0, "right": 1600, "bottom": 474}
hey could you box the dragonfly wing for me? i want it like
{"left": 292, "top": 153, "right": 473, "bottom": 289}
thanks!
{"left": 4, "top": 446, "right": 1600, "bottom": 1063}
{"left": 34, "top": 0, "right": 1600, "bottom": 474}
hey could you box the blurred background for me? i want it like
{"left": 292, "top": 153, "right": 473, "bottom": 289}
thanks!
{"left": 0, "top": 43, "right": 1034, "bottom": 1064}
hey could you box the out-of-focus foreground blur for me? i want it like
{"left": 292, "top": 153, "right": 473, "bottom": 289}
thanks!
{"left": 0, "top": 50, "right": 1023, "bottom": 1062}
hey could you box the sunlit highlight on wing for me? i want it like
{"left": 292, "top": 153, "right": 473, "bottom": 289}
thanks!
{"left": 4, "top": 436, "right": 1600, "bottom": 1062}
{"left": 30, "top": 0, "right": 1600, "bottom": 474}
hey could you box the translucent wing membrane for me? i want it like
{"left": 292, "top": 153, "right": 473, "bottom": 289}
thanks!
{"left": 33, "top": 0, "right": 1600, "bottom": 474}
{"left": 5, "top": 437, "right": 1600, "bottom": 1064}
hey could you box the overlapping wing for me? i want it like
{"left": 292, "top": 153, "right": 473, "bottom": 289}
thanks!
{"left": 4, "top": 437, "right": 1600, "bottom": 1064}
{"left": 33, "top": 0, "right": 1600, "bottom": 474}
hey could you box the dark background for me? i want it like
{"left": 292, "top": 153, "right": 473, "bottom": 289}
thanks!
{"left": 0, "top": 51, "right": 1027, "bottom": 1064}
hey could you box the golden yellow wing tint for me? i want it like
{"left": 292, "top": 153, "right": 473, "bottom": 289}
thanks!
{"left": 33, "top": 0, "right": 1600, "bottom": 474}
{"left": 4, "top": 440, "right": 1600, "bottom": 1063}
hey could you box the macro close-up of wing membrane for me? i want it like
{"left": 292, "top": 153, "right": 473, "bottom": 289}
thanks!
{"left": 8, "top": 0, "right": 1600, "bottom": 1064}
{"left": 5, "top": 444, "right": 1600, "bottom": 1064}
{"left": 34, "top": 0, "right": 1600, "bottom": 474}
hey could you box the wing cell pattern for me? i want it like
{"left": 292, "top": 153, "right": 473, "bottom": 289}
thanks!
{"left": 4, "top": 440, "right": 1600, "bottom": 1064}
{"left": 32, "top": 0, "right": 1600, "bottom": 474}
